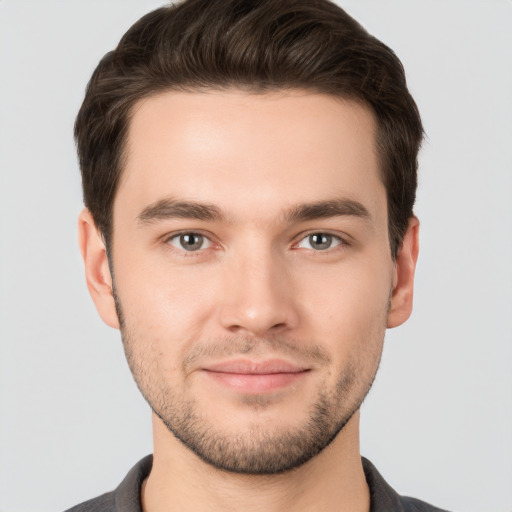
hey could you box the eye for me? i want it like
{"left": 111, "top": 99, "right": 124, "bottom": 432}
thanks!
{"left": 167, "top": 232, "right": 212, "bottom": 252}
{"left": 296, "top": 233, "right": 343, "bottom": 251}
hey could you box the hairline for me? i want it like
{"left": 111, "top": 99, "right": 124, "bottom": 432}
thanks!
{"left": 105, "top": 85, "right": 400, "bottom": 253}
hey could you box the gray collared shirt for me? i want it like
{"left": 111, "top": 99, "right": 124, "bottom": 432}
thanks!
{"left": 64, "top": 455, "right": 450, "bottom": 512}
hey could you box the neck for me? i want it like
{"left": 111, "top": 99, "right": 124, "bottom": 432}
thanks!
{"left": 142, "top": 411, "right": 370, "bottom": 512}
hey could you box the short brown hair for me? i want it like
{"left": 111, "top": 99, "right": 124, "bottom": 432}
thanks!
{"left": 75, "top": 0, "right": 423, "bottom": 258}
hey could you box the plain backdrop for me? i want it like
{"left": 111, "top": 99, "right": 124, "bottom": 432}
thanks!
{"left": 1, "top": 1, "right": 511, "bottom": 511}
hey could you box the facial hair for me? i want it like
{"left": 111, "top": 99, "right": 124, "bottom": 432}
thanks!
{"left": 113, "top": 288, "right": 385, "bottom": 475}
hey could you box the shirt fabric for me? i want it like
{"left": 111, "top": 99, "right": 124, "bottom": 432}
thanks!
{"left": 64, "top": 455, "right": 450, "bottom": 512}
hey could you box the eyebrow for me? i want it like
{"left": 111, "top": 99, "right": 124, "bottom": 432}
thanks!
{"left": 284, "top": 199, "right": 371, "bottom": 223}
{"left": 137, "top": 197, "right": 370, "bottom": 225}
{"left": 138, "top": 198, "right": 224, "bottom": 224}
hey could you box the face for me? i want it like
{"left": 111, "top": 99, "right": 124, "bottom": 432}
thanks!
{"left": 81, "top": 90, "right": 418, "bottom": 474}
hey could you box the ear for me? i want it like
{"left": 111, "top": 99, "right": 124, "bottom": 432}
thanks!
{"left": 387, "top": 216, "right": 420, "bottom": 328}
{"left": 78, "top": 208, "right": 120, "bottom": 329}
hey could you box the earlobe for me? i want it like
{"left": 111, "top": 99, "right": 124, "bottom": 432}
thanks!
{"left": 387, "top": 216, "right": 420, "bottom": 329}
{"left": 78, "top": 209, "right": 120, "bottom": 329}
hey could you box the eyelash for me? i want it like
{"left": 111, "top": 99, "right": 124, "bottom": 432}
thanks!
{"left": 293, "top": 232, "right": 347, "bottom": 252}
{"left": 164, "top": 231, "right": 216, "bottom": 257}
{"left": 163, "top": 230, "right": 350, "bottom": 257}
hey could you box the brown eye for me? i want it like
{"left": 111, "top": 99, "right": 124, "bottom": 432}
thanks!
{"left": 168, "top": 233, "right": 211, "bottom": 252}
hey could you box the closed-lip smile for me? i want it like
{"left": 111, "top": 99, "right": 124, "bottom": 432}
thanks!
{"left": 201, "top": 359, "right": 311, "bottom": 393}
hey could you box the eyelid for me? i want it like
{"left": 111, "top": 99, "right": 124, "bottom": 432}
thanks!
{"left": 160, "top": 229, "right": 351, "bottom": 254}
{"left": 292, "top": 230, "right": 350, "bottom": 251}
{"left": 163, "top": 230, "right": 219, "bottom": 253}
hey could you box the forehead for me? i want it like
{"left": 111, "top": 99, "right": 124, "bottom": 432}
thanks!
{"left": 117, "top": 89, "right": 385, "bottom": 224}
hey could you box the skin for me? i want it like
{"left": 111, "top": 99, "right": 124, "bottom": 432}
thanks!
{"left": 79, "top": 90, "right": 419, "bottom": 512}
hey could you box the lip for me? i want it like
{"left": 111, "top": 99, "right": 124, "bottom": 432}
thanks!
{"left": 204, "top": 359, "right": 308, "bottom": 374}
{"left": 201, "top": 359, "right": 310, "bottom": 393}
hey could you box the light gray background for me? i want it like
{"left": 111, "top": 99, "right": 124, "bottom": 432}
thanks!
{"left": 1, "top": 1, "right": 511, "bottom": 511}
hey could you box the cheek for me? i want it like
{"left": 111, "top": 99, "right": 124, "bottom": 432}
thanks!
{"left": 113, "top": 255, "right": 221, "bottom": 346}
{"left": 297, "top": 258, "right": 392, "bottom": 348}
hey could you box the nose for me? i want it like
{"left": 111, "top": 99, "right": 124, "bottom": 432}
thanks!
{"left": 218, "top": 246, "right": 300, "bottom": 337}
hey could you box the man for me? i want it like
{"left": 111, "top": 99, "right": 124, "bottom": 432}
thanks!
{"left": 68, "top": 0, "right": 447, "bottom": 510}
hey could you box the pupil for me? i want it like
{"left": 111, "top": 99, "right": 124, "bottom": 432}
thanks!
{"left": 310, "top": 233, "right": 331, "bottom": 250}
{"left": 181, "top": 234, "right": 202, "bottom": 250}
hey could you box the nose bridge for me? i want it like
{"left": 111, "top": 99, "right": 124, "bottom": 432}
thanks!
{"left": 219, "top": 236, "right": 298, "bottom": 335}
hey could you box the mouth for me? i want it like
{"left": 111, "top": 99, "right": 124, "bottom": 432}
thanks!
{"left": 201, "top": 359, "right": 311, "bottom": 394}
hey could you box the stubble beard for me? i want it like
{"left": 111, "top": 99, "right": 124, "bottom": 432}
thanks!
{"left": 114, "top": 291, "right": 384, "bottom": 475}
{"left": 149, "top": 359, "right": 366, "bottom": 475}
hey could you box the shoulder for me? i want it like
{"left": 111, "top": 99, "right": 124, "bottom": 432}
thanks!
{"left": 63, "top": 455, "right": 153, "bottom": 512}
{"left": 399, "top": 495, "right": 451, "bottom": 512}
{"left": 64, "top": 491, "right": 115, "bottom": 512}
{"left": 362, "top": 457, "right": 451, "bottom": 512}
